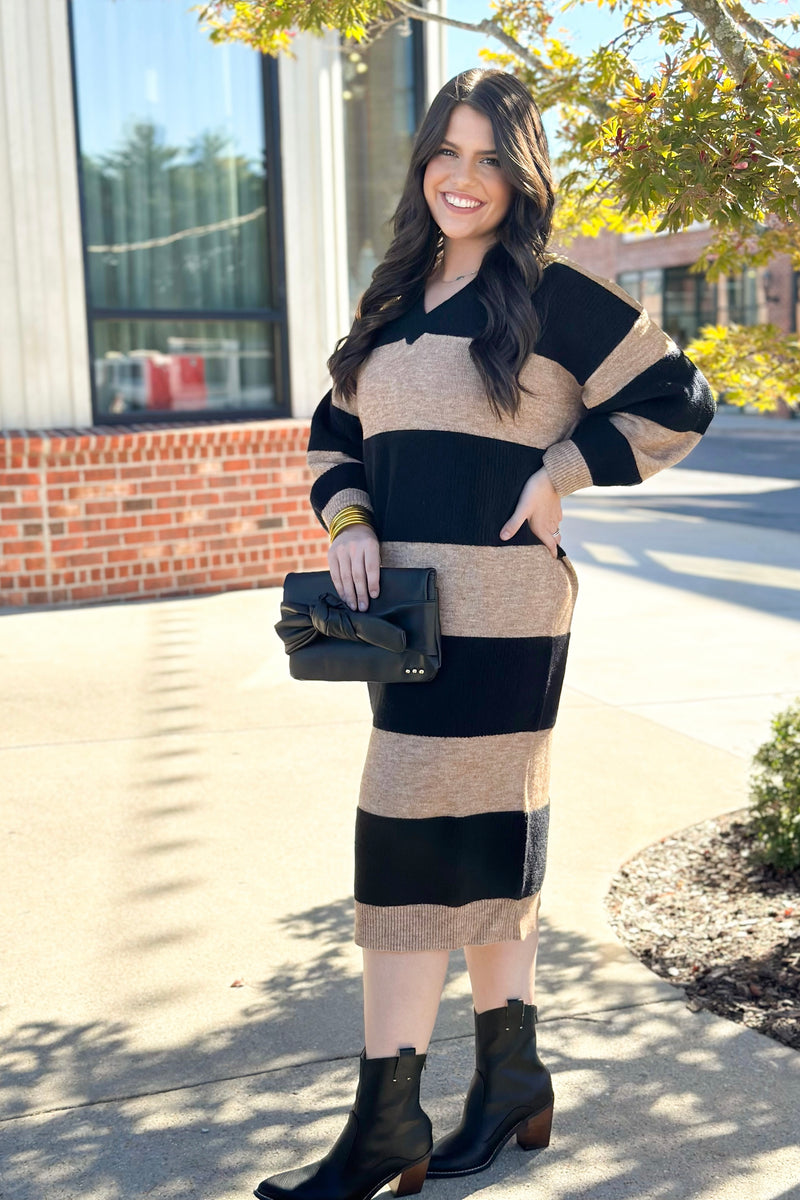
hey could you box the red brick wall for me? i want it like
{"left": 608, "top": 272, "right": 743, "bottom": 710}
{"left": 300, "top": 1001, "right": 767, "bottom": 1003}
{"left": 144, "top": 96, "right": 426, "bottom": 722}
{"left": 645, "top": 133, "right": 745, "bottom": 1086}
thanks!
{"left": 559, "top": 226, "right": 717, "bottom": 276}
{"left": 0, "top": 420, "right": 329, "bottom": 608}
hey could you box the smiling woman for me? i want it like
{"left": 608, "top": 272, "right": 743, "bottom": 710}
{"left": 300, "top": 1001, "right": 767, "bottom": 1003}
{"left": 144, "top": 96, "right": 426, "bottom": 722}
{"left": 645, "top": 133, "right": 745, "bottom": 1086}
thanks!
{"left": 254, "top": 67, "right": 716, "bottom": 1200}
{"left": 421, "top": 106, "right": 514, "bottom": 306}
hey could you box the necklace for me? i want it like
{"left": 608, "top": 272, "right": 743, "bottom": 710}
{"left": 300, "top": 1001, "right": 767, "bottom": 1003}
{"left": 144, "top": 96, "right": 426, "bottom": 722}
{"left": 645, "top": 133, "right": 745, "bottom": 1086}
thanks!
{"left": 441, "top": 268, "right": 479, "bottom": 283}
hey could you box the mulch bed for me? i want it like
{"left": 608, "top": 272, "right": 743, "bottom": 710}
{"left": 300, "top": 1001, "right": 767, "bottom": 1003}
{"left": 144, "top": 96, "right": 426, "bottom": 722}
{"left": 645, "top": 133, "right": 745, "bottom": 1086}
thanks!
{"left": 605, "top": 808, "right": 800, "bottom": 1050}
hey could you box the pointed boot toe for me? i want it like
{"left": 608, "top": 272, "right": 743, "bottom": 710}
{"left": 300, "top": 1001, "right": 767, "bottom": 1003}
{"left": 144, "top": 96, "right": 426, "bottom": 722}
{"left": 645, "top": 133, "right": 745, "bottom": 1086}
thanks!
{"left": 253, "top": 1047, "right": 432, "bottom": 1200}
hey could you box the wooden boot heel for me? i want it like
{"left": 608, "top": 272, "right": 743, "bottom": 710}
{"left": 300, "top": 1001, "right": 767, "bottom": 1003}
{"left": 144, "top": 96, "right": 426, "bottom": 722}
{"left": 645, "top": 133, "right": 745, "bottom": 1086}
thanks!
{"left": 389, "top": 1155, "right": 430, "bottom": 1196}
{"left": 516, "top": 1102, "right": 553, "bottom": 1151}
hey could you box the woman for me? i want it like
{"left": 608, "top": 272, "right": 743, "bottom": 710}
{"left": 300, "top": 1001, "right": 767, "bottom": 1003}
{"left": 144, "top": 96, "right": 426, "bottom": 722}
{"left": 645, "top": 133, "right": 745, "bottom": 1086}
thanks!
{"left": 256, "top": 68, "right": 714, "bottom": 1200}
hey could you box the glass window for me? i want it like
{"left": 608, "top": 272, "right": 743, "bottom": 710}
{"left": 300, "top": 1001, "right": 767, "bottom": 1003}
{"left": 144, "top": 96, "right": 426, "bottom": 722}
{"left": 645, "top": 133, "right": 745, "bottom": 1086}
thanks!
{"left": 341, "top": 22, "right": 424, "bottom": 315}
{"left": 663, "top": 265, "right": 717, "bottom": 347}
{"left": 617, "top": 269, "right": 664, "bottom": 325}
{"left": 640, "top": 269, "right": 664, "bottom": 325}
{"left": 93, "top": 320, "right": 274, "bottom": 413}
{"left": 727, "top": 269, "right": 759, "bottom": 325}
{"left": 618, "top": 271, "right": 642, "bottom": 303}
{"left": 70, "top": 0, "right": 285, "bottom": 421}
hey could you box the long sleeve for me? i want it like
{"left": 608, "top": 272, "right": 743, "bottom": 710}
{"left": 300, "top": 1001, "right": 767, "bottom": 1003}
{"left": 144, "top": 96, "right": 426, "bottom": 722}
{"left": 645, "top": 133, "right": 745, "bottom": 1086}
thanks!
{"left": 306, "top": 382, "right": 374, "bottom": 532}
{"left": 540, "top": 263, "right": 716, "bottom": 498}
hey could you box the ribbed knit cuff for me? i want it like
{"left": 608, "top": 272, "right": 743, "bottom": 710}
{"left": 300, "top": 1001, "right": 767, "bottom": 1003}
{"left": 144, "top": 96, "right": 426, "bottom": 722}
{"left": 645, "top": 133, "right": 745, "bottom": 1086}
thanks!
{"left": 542, "top": 441, "right": 593, "bottom": 498}
{"left": 321, "top": 487, "right": 374, "bottom": 532}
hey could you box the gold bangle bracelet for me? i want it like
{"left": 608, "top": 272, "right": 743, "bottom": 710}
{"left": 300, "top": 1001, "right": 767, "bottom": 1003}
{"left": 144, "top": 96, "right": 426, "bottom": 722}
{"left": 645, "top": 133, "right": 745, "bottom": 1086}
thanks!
{"left": 330, "top": 504, "right": 372, "bottom": 524}
{"left": 330, "top": 516, "right": 373, "bottom": 539}
{"left": 329, "top": 508, "right": 369, "bottom": 530}
{"left": 329, "top": 506, "right": 373, "bottom": 537}
{"left": 329, "top": 515, "right": 374, "bottom": 543}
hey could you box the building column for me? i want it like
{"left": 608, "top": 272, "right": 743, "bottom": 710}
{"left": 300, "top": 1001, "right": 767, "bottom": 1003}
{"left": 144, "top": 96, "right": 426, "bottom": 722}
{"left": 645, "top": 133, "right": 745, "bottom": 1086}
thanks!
{"left": 0, "top": 0, "right": 92, "bottom": 432}
{"left": 278, "top": 31, "right": 350, "bottom": 420}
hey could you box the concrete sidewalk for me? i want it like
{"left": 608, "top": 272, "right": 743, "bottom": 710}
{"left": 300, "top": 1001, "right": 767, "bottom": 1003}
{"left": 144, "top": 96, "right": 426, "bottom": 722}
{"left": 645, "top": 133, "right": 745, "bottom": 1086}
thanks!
{"left": 2, "top": 486, "right": 800, "bottom": 1199}
{"left": 704, "top": 408, "right": 800, "bottom": 439}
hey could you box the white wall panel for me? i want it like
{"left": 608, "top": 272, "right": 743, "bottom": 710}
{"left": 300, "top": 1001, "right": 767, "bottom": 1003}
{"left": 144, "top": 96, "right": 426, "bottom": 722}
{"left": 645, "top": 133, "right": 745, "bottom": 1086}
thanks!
{"left": 0, "top": 0, "right": 91, "bottom": 432}
{"left": 278, "top": 31, "right": 350, "bottom": 420}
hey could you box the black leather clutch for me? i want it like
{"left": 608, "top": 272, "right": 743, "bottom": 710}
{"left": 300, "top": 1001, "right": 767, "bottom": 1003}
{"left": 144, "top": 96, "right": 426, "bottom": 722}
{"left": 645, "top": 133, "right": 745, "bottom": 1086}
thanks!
{"left": 275, "top": 566, "right": 441, "bottom": 682}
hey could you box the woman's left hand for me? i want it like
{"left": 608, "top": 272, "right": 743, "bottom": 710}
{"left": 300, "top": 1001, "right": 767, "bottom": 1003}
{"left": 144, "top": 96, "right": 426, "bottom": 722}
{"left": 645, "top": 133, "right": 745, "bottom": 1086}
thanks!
{"left": 499, "top": 468, "right": 563, "bottom": 558}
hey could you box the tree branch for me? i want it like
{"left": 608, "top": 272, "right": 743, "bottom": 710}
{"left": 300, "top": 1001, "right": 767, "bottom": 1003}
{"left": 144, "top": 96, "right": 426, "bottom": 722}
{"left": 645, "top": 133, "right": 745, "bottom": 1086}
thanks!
{"left": 387, "top": 1, "right": 546, "bottom": 78}
{"left": 726, "top": 2, "right": 795, "bottom": 54}
{"left": 678, "top": 0, "right": 759, "bottom": 80}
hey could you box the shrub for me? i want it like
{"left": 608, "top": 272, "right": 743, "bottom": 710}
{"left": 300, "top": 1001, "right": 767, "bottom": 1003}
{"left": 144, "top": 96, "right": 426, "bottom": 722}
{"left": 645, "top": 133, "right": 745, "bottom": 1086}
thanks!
{"left": 748, "top": 700, "right": 800, "bottom": 872}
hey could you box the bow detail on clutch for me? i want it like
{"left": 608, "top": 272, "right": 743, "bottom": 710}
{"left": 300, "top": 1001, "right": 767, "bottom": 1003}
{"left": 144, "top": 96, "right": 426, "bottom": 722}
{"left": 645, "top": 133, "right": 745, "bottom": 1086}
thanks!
{"left": 275, "top": 591, "right": 408, "bottom": 655}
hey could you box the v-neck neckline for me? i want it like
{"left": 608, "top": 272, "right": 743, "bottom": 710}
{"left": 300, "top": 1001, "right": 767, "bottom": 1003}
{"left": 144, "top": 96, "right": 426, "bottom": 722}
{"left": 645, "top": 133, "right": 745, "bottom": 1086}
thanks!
{"left": 421, "top": 275, "right": 477, "bottom": 316}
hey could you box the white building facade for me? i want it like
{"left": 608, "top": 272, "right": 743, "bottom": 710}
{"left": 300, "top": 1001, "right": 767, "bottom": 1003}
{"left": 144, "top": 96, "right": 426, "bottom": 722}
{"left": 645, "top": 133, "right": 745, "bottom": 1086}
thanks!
{"left": 0, "top": 0, "right": 446, "bottom": 433}
{"left": 0, "top": 0, "right": 447, "bottom": 608}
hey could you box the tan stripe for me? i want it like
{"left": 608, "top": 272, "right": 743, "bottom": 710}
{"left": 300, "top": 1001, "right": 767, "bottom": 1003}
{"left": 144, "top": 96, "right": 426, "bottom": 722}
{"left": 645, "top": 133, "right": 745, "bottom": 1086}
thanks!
{"left": 608, "top": 412, "right": 702, "bottom": 480}
{"left": 354, "top": 895, "right": 541, "bottom": 951}
{"left": 358, "top": 727, "right": 552, "bottom": 820}
{"left": 376, "top": 541, "right": 578, "bottom": 638}
{"left": 321, "top": 488, "right": 373, "bottom": 528}
{"left": 582, "top": 310, "right": 677, "bottom": 410}
{"left": 541, "top": 440, "right": 592, "bottom": 498}
{"left": 306, "top": 448, "right": 361, "bottom": 481}
{"left": 332, "top": 381, "right": 358, "bottom": 417}
{"left": 356, "top": 336, "right": 583, "bottom": 449}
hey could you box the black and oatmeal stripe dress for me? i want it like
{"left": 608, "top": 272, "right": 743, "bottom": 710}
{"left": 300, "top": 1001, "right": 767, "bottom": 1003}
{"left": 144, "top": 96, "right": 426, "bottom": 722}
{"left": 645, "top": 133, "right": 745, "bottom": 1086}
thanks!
{"left": 306, "top": 255, "right": 715, "bottom": 953}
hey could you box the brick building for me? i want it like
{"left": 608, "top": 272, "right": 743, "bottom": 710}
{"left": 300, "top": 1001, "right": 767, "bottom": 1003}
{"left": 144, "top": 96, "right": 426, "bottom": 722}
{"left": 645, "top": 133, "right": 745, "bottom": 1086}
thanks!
{"left": 564, "top": 226, "right": 797, "bottom": 347}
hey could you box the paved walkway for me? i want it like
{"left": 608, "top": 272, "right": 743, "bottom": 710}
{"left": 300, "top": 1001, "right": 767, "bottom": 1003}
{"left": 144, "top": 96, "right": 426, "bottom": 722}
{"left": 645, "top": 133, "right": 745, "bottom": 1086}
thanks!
{"left": 2, "top": 449, "right": 800, "bottom": 1198}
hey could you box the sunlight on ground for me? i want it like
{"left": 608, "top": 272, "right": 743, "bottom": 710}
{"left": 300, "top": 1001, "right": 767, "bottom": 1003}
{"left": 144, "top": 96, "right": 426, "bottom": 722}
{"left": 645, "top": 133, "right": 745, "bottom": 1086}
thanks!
{"left": 645, "top": 551, "right": 800, "bottom": 592}
{"left": 583, "top": 468, "right": 798, "bottom": 498}
{"left": 581, "top": 542, "right": 638, "bottom": 566}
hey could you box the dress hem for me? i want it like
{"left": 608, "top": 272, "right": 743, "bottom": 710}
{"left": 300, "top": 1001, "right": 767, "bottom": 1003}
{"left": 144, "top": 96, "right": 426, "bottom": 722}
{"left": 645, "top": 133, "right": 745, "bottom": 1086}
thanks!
{"left": 354, "top": 894, "right": 542, "bottom": 952}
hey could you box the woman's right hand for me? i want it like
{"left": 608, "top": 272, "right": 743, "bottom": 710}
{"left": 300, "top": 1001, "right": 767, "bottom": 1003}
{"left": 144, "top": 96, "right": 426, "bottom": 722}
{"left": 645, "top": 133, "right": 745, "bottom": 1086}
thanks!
{"left": 328, "top": 523, "right": 381, "bottom": 612}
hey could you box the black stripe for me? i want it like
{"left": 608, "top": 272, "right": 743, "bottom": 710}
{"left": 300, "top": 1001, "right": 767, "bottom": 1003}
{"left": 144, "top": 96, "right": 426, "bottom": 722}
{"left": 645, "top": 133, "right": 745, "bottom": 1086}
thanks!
{"left": 310, "top": 461, "right": 370, "bottom": 518}
{"left": 367, "top": 633, "right": 570, "bottom": 738}
{"left": 363, "top": 429, "right": 550, "bottom": 547}
{"left": 591, "top": 350, "right": 716, "bottom": 431}
{"left": 355, "top": 804, "right": 549, "bottom": 907}
{"left": 571, "top": 416, "right": 642, "bottom": 487}
{"left": 307, "top": 388, "right": 365, "bottom": 458}
{"left": 533, "top": 263, "right": 640, "bottom": 385}
{"left": 370, "top": 283, "right": 488, "bottom": 349}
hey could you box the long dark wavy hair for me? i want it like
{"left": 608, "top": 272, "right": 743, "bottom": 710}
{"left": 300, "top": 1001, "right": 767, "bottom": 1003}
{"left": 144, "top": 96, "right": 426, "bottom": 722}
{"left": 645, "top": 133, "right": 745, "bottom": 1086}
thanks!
{"left": 327, "top": 68, "right": 555, "bottom": 421}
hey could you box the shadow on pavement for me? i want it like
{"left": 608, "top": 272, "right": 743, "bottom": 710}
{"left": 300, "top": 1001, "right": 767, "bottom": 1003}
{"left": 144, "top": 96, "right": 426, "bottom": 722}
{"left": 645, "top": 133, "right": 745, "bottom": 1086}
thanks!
{"left": 579, "top": 485, "right": 800, "bottom": 537}
{"left": 563, "top": 501, "right": 800, "bottom": 623}
{"left": 2, "top": 904, "right": 798, "bottom": 1199}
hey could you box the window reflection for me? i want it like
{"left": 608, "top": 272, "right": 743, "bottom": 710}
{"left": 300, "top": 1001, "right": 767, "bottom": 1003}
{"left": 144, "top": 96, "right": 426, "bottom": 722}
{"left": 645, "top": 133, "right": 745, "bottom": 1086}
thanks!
{"left": 93, "top": 321, "right": 275, "bottom": 415}
{"left": 71, "top": 0, "right": 279, "bottom": 418}
{"left": 81, "top": 122, "right": 270, "bottom": 312}
{"left": 341, "top": 23, "right": 422, "bottom": 315}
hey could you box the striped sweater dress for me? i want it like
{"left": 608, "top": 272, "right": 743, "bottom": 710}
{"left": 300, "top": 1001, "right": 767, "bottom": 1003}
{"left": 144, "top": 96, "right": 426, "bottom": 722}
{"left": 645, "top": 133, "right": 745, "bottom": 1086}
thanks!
{"left": 306, "top": 255, "right": 715, "bottom": 953}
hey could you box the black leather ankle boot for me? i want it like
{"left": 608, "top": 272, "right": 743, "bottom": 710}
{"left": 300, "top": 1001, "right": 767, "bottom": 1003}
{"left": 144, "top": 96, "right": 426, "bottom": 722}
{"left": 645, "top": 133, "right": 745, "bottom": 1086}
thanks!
{"left": 254, "top": 1046, "right": 432, "bottom": 1200}
{"left": 426, "top": 998, "right": 553, "bottom": 1178}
